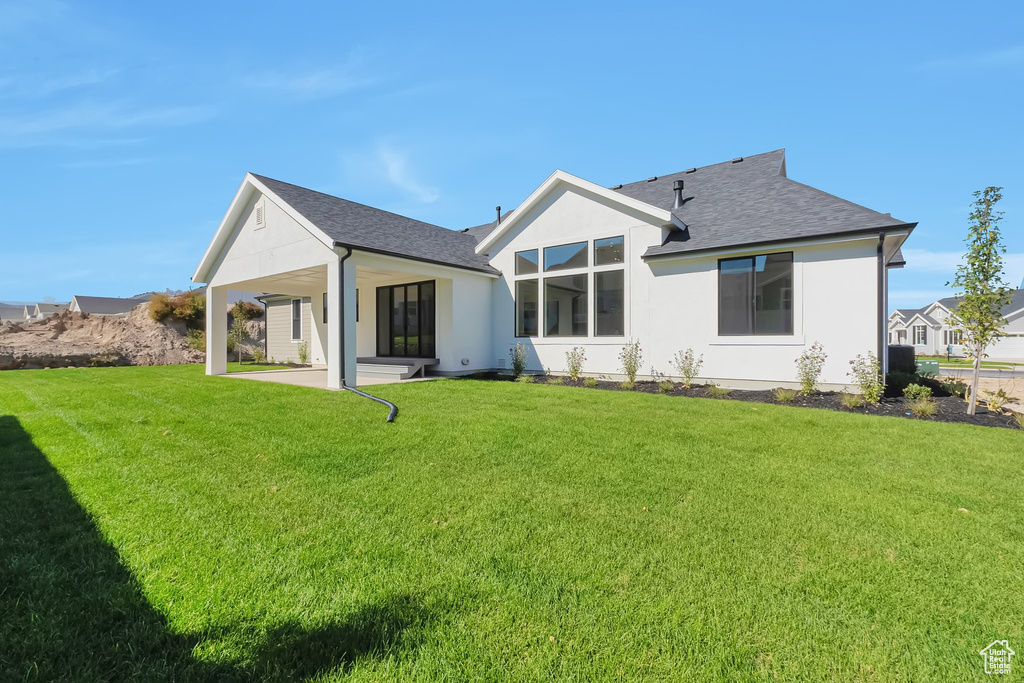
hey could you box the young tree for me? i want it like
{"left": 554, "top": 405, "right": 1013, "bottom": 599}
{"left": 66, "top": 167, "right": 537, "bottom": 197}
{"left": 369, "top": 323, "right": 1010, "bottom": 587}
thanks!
{"left": 947, "top": 187, "right": 1012, "bottom": 415}
{"left": 229, "top": 300, "right": 257, "bottom": 364}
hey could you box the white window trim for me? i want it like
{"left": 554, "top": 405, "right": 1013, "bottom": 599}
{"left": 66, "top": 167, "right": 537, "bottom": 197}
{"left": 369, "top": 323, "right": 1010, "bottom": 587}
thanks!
{"left": 512, "top": 235, "right": 628, "bottom": 342}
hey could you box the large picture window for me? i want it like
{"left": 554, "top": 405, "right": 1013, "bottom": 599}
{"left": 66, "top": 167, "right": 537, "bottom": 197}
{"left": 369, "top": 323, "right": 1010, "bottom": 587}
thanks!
{"left": 544, "top": 242, "right": 588, "bottom": 271}
{"left": 718, "top": 252, "right": 793, "bottom": 335}
{"left": 515, "top": 280, "right": 538, "bottom": 337}
{"left": 913, "top": 325, "right": 927, "bottom": 345}
{"left": 544, "top": 274, "right": 587, "bottom": 336}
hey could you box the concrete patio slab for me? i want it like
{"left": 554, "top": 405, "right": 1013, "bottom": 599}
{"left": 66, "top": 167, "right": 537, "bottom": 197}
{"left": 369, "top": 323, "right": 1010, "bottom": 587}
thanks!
{"left": 224, "top": 367, "right": 432, "bottom": 390}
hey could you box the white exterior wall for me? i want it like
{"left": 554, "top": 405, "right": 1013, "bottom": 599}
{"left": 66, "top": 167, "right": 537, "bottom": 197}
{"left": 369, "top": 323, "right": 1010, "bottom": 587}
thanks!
{"left": 487, "top": 184, "right": 881, "bottom": 389}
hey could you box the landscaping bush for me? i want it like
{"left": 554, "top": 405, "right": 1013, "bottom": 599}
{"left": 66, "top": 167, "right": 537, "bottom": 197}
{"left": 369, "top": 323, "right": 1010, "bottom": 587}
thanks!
{"left": 185, "top": 329, "right": 205, "bottom": 351}
{"left": 903, "top": 383, "right": 932, "bottom": 400}
{"left": 795, "top": 341, "right": 827, "bottom": 395}
{"left": 658, "top": 380, "right": 674, "bottom": 393}
{"left": 670, "top": 348, "right": 703, "bottom": 389}
{"left": 619, "top": 380, "right": 635, "bottom": 391}
{"left": 941, "top": 377, "right": 969, "bottom": 399}
{"left": 885, "top": 371, "right": 918, "bottom": 398}
{"left": 233, "top": 300, "right": 264, "bottom": 320}
{"left": 708, "top": 384, "right": 730, "bottom": 398}
{"left": 841, "top": 393, "right": 865, "bottom": 409}
{"left": 619, "top": 339, "right": 642, "bottom": 384}
{"left": 297, "top": 341, "right": 309, "bottom": 365}
{"left": 774, "top": 388, "right": 798, "bottom": 403}
{"left": 1014, "top": 412, "right": 1024, "bottom": 429}
{"left": 583, "top": 377, "right": 598, "bottom": 388}
{"left": 149, "top": 293, "right": 173, "bottom": 321}
{"left": 849, "top": 352, "right": 884, "bottom": 403}
{"left": 565, "top": 347, "right": 586, "bottom": 381}
{"left": 171, "top": 290, "right": 205, "bottom": 322}
{"left": 909, "top": 397, "right": 937, "bottom": 418}
{"left": 226, "top": 335, "right": 237, "bottom": 355}
{"left": 251, "top": 347, "right": 266, "bottom": 364}
{"left": 516, "top": 374, "right": 535, "bottom": 384}
{"left": 546, "top": 376, "right": 565, "bottom": 385}
{"left": 983, "top": 389, "right": 1009, "bottom": 413}
{"left": 510, "top": 342, "right": 528, "bottom": 378}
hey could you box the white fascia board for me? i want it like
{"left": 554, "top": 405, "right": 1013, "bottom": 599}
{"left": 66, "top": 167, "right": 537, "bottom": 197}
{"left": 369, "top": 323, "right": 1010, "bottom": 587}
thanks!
{"left": 904, "top": 313, "right": 938, "bottom": 329}
{"left": 643, "top": 231, "right": 893, "bottom": 263}
{"left": 192, "top": 173, "right": 336, "bottom": 283}
{"left": 474, "top": 169, "right": 675, "bottom": 254}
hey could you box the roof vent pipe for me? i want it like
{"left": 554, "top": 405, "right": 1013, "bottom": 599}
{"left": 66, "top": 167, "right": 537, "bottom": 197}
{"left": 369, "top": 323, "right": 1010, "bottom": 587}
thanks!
{"left": 496, "top": 206, "right": 501, "bottom": 224}
{"left": 672, "top": 180, "right": 684, "bottom": 209}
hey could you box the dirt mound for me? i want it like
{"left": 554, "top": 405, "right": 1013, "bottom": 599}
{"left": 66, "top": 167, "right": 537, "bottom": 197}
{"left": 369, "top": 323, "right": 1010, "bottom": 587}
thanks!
{"left": 0, "top": 303, "right": 205, "bottom": 370}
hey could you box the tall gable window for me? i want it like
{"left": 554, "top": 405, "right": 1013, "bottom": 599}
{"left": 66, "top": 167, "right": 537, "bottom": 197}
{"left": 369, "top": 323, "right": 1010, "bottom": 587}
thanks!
{"left": 718, "top": 252, "right": 793, "bottom": 335}
{"left": 291, "top": 299, "right": 302, "bottom": 340}
{"left": 913, "top": 325, "right": 927, "bottom": 345}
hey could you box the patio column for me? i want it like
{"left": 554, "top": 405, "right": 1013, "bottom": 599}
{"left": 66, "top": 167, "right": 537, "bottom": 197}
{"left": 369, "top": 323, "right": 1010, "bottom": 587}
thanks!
{"left": 327, "top": 254, "right": 358, "bottom": 389}
{"left": 206, "top": 284, "right": 227, "bottom": 375}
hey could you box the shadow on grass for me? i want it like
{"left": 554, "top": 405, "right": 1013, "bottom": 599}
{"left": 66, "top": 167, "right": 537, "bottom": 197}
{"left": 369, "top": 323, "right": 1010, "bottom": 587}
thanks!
{"left": 0, "top": 415, "right": 432, "bottom": 681}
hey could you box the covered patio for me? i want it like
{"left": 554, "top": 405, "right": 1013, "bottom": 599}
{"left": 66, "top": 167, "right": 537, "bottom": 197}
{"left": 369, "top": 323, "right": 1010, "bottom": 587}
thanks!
{"left": 224, "top": 367, "right": 438, "bottom": 389}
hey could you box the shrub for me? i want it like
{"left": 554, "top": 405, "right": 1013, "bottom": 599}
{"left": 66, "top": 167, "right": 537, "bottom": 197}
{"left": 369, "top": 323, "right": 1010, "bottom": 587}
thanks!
{"left": 619, "top": 380, "right": 635, "bottom": 391}
{"left": 516, "top": 374, "right": 535, "bottom": 384}
{"left": 185, "top": 328, "right": 205, "bottom": 351}
{"left": 171, "top": 290, "right": 205, "bottom": 322}
{"left": 983, "top": 389, "right": 1009, "bottom": 413}
{"left": 795, "top": 341, "right": 827, "bottom": 395}
{"left": 941, "top": 378, "right": 969, "bottom": 399}
{"left": 903, "top": 383, "right": 933, "bottom": 400}
{"left": 841, "top": 392, "right": 865, "bottom": 409}
{"left": 546, "top": 376, "right": 565, "bottom": 385}
{"left": 149, "top": 293, "right": 173, "bottom": 321}
{"left": 670, "top": 348, "right": 703, "bottom": 389}
{"left": 708, "top": 384, "right": 730, "bottom": 398}
{"left": 909, "top": 396, "right": 937, "bottom": 418}
{"left": 885, "top": 371, "right": 918, "bottom": 398}
{"left": 849, "top": 352, "right": 884, "bottom": 403}
{"left": 510, "top": 342, "right": 528, "bottom": 378}
{"left": 1014, "top": 412, "right": 1024, "bottom": 429}
{"left": 583, "top": 377, "right": 599, "bottom": 388}
{"left": 251, "top": 346, "right": 266, "bottom": 364}
{"left": 297, "top": 341, "right": 309, "bottom": 365}
{"left": 619, "top": 339, "right": 643, "bottom": 384}
{"left": 233, "top": 300, "right": 263, "bottom": 320}
{"left": 226, "top": 335, "right": 237, "bottom": 355}
{"left": 565, "top": 347, "right": 586, "bottom": 381}
{"left": 774, "top": 388, "right": 798, "bottom": 403}
{"left": 658, "top": 380, "right": 674, "bottom": 393}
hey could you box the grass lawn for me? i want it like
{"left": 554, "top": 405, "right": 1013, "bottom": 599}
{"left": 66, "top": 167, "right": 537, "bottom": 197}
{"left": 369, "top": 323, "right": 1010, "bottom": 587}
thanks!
{"left": 1, "top": 365, "right": 1022, "bottom": 681}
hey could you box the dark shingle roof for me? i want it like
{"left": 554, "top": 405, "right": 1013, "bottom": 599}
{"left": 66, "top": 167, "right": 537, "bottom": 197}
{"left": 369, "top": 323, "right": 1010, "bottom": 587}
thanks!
{"left": 35, "top": 303, "right": 68, "bottom": 314}
{"left": 72, "top": 295, "right": 148, "bottom": 315}
{"left": 0, "top": 306, "right": 25, "bottom": 321}
{"left": 252, "top": 174, "right": 497, "bottom": 275}
{"left": 614, "top": 150, "right": 914, "bottom": 258}
{"left": 938, "top": 289, "right": 1024, "bottom": 317}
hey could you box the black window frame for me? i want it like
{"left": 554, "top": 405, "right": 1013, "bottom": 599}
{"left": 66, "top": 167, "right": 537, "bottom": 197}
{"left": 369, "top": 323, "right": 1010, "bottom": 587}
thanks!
{"left": 291, "top": 298, "right": 302, "bottom": 341}
{"left": 717, "top": 251, "right": 794, "bottom": 336}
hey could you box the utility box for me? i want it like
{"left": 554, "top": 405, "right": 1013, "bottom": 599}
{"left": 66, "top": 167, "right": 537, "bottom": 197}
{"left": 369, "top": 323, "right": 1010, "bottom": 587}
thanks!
{"left": 916, "top": 359, "right": 940, "bottom": 377}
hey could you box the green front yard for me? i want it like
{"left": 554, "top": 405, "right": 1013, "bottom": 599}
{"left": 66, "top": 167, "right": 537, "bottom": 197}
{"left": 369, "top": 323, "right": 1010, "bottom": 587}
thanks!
{"left": 1, "top": 365, "right": 1021, "bottom": 680}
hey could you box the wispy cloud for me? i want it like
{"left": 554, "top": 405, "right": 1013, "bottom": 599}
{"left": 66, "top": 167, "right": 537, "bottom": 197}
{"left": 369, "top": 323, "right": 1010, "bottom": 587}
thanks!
{"left": 0, "top": 66, "right": 121, "bottom": 98}
{"left": 0, "top": 100, "right": 216, "bottom": 147}
{"left": 916, "top": 45, "right": 1024, "bottom": 71}
{"left": 375, "top": 145, "right": 440, "bottom": 203}
{"left": 902, "top": 248, "right": 1024, "bottom": 279}
{"left": 239, "top": 60, "right": 375, "bottom": 100}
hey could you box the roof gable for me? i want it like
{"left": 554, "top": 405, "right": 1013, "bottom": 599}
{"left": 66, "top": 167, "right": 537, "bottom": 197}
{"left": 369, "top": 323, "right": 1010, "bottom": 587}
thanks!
{"left": 473, "top": 170, "right": 677, "bottom": 254}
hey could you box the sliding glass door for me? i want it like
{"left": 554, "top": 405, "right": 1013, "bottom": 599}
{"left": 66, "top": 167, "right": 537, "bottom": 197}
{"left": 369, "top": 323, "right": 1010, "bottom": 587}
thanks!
{"left": 376, "top": 281, "right": 436, "bottom": 358}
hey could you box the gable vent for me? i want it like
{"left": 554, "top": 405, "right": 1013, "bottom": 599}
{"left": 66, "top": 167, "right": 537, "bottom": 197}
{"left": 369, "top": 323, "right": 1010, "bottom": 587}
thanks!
{"left": 255, "top": 200, "right": 266, "bottom": 229}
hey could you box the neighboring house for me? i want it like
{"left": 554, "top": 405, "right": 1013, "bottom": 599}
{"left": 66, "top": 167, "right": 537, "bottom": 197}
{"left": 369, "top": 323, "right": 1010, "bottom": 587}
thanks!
{"left": 889, "top": 289, "right": 1024, "bottom": 360}
{"left": 0, "top": 305, "right": 27, "bottom": 323}
{"left": 32, "top": 302, "right": 68, "bottom": 319}
{"left": 193, "top": 149, "right": 914, "bottom": 390}
{"left": 69, "top": 295, "right": 149, "bottom": 316}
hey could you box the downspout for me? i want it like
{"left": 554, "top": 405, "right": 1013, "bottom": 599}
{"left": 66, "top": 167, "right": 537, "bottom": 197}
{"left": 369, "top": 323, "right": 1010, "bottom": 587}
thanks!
{"left": 877, "top": 233, "right": 886, "bottom": 376}
{"left": 335, "top": 245, "right": 398, "bottom": 423}
{"left": 261, "top": 299, "right": 268, "bottom": 360}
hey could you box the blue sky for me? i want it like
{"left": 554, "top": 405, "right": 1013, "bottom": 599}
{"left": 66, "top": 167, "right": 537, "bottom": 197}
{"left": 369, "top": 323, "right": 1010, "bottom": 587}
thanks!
{"left": 1, "top": 1, "right": 1021, "bottom": 309}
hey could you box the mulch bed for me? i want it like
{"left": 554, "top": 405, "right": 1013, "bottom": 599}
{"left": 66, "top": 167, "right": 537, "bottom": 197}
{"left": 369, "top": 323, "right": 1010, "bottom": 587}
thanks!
{"left": 475, "top": 374, "right": 1022, "bottom": 431}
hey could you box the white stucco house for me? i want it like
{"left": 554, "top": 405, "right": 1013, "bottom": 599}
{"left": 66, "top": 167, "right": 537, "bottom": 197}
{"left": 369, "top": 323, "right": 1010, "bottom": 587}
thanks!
{"left": 889, "top": 290, "right": 1024, "bottom": 360}
{"left": 193, "top": 149, "right": 914, "bottom": 390}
